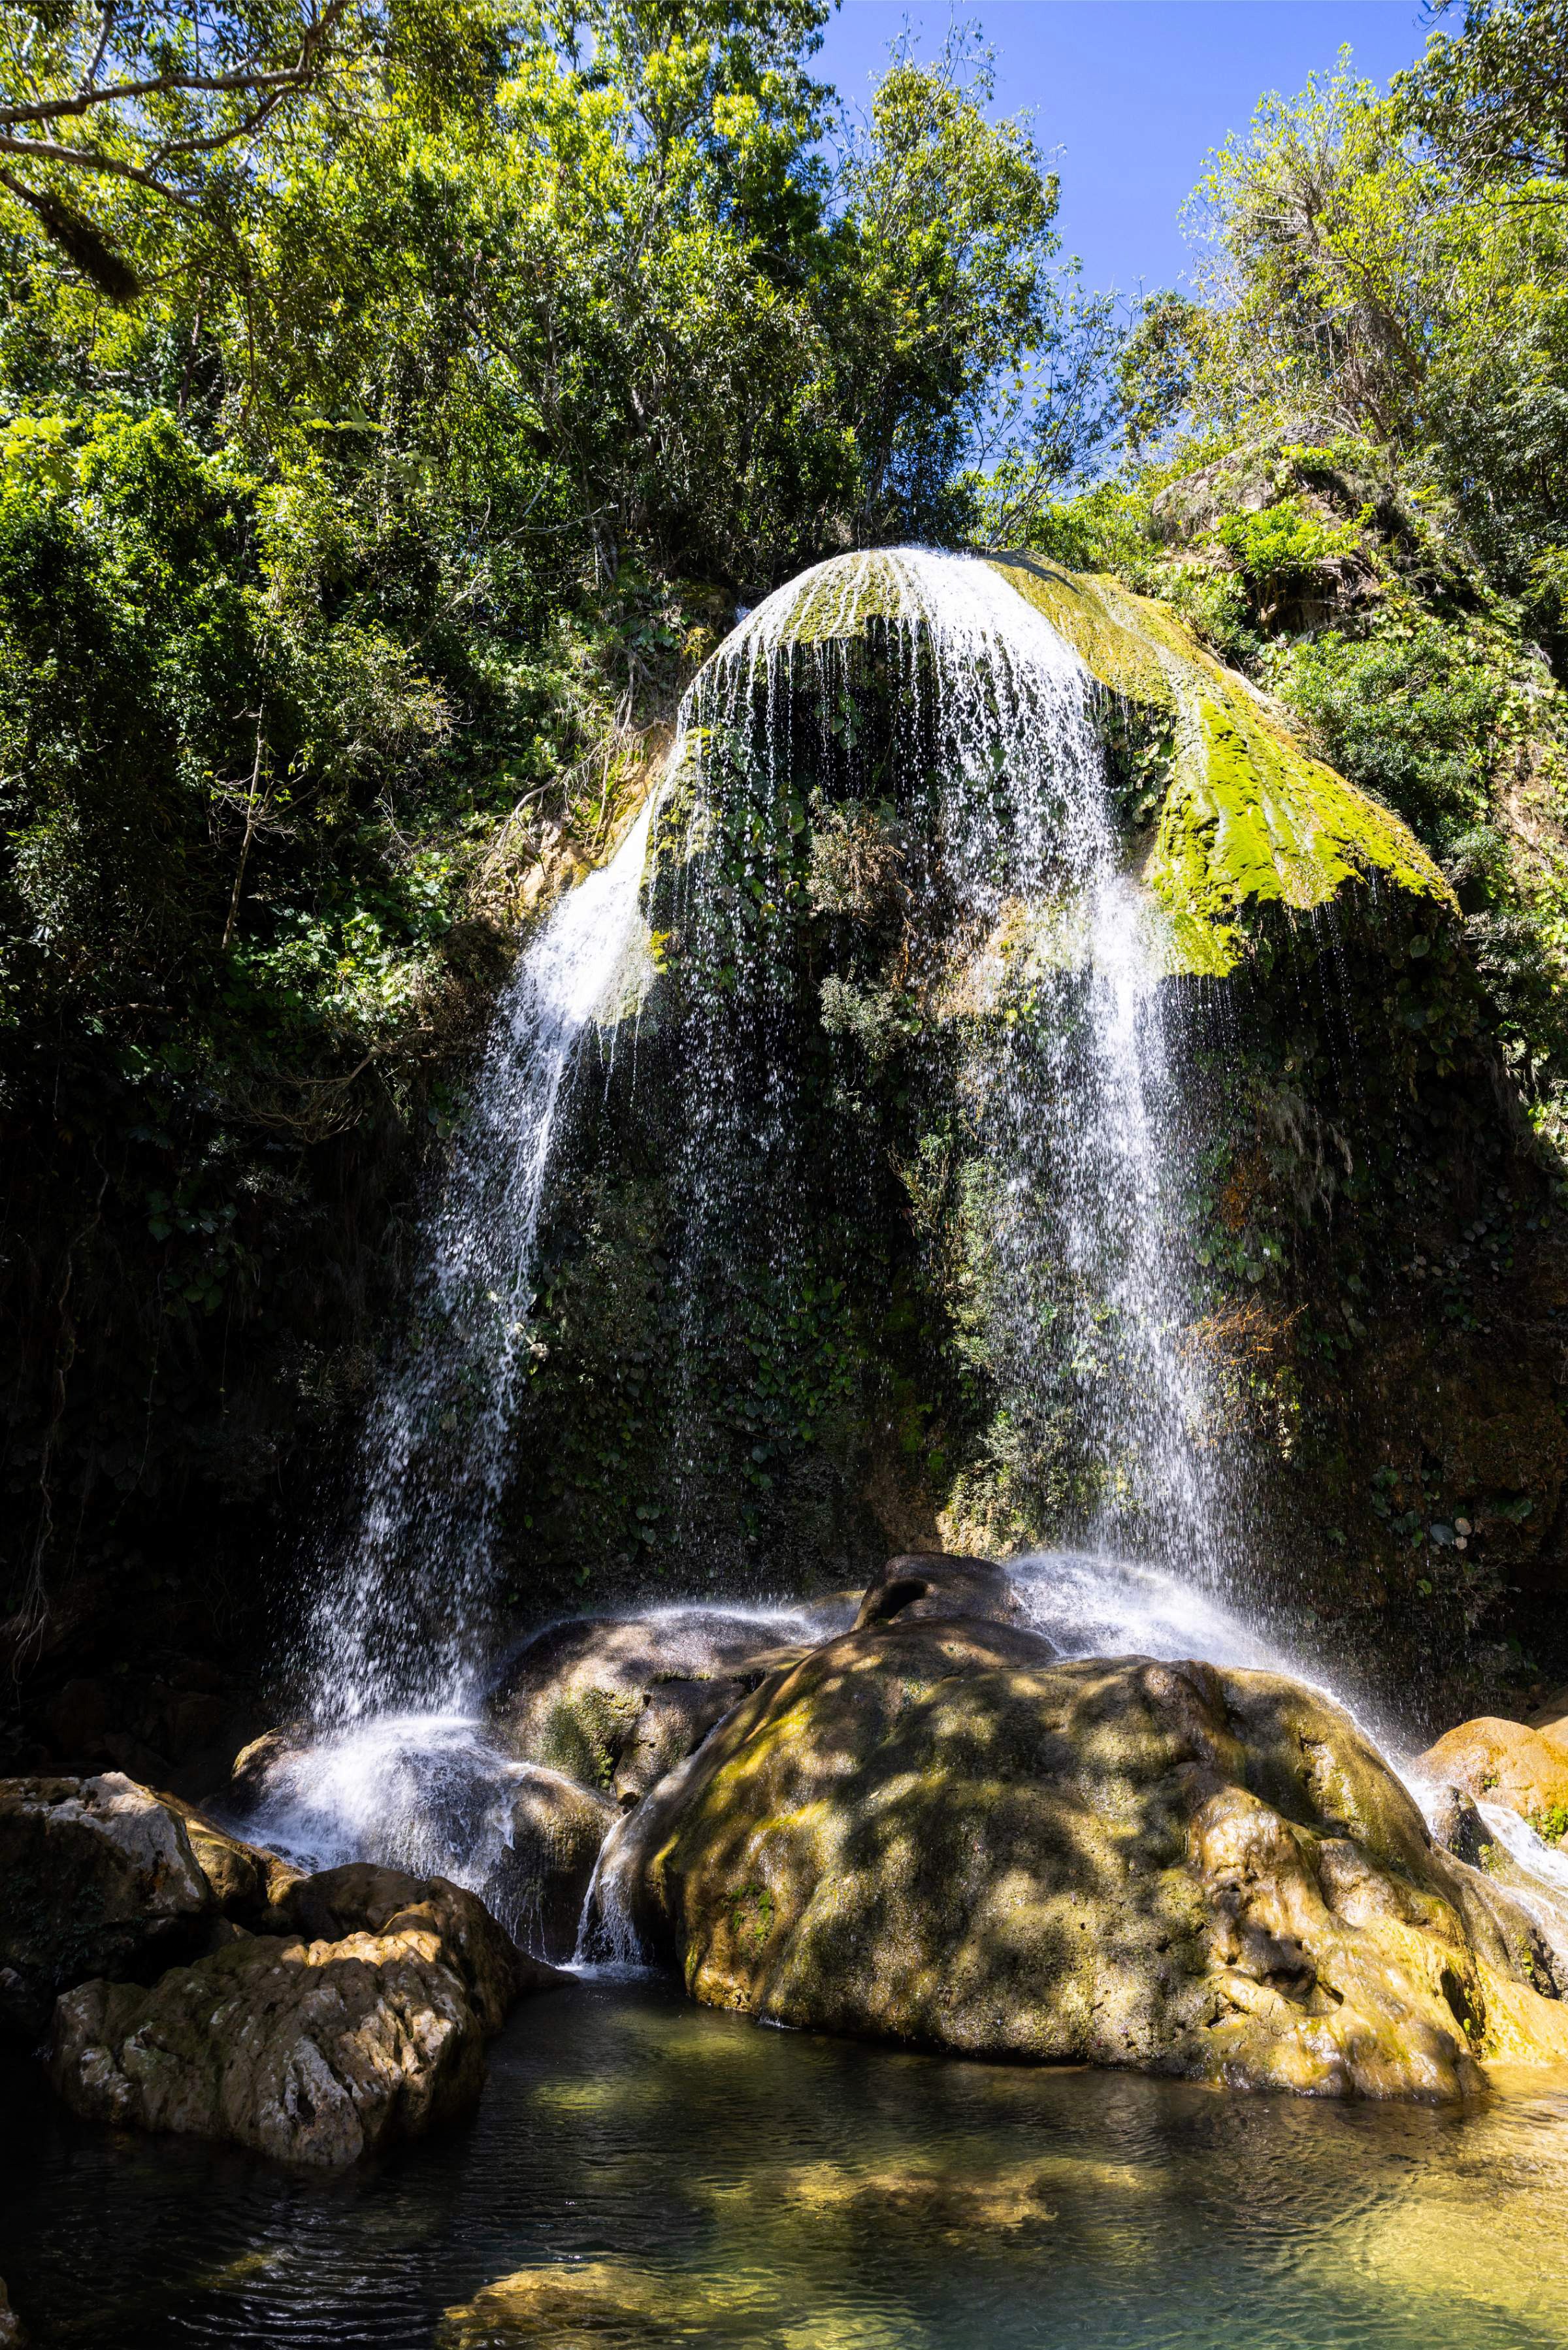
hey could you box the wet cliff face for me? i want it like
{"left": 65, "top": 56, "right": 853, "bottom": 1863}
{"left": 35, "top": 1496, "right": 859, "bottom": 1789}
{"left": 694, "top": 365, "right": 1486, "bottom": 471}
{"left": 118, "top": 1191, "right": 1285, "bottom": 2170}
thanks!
{"left": 489, "top": 555, "right": 1568, "bottom": 1735}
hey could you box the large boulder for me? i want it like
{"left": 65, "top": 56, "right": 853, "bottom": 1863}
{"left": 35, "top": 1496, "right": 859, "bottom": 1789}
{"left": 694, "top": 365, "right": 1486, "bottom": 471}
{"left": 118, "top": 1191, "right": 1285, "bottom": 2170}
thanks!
{"left": 1414, "top": 1717, "right": 1568, "bottom": 1835}
{"left": 0, "top": 1773, "right": 214, "bottom": 2040}
{"left": 595, "top": 1618, "right": 1568, "bottom": 2098}
{"left": 49, "top": 1865, "right": 561, "bottom": 2168}
{"left": 486, "top": 1610, "right": 808, "bottom": 1806}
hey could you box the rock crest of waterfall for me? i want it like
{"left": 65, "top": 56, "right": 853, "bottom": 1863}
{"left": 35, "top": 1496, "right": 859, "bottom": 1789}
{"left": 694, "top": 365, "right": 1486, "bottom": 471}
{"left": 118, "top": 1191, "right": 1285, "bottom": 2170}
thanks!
{"left": 667, "top": 547, "right": 1234, "bottom": 1580}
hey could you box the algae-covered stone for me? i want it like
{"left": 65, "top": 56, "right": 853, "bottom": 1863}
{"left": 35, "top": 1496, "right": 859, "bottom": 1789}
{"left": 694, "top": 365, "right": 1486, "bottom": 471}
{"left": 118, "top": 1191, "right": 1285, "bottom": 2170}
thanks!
{"left": 598, "top": 1617, "right": 1568, "bottom": 2098}
{"left": 486, "top": 1610, "right": 804, "bottom": 1805}
{"left": 985, "top": 555, "right": 1453, "bottom": 976}
{"left": 436, "top": 2259, "right": 770, "bottom": 2345}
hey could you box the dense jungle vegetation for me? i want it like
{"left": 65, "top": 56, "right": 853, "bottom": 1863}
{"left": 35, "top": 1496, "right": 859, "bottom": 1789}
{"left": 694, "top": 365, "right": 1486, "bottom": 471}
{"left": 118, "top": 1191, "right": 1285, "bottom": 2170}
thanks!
{"left": 3, "top": 0, "right": 1567, "bottom": 1757}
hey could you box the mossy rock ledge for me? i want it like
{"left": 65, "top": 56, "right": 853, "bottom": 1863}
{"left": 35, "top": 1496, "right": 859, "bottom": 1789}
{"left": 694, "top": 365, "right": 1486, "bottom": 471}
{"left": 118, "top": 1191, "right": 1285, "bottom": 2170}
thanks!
{"left": 985, "top": 553, "right": 1454, "bottom": 975}
{"left": 742, "top": 547, "right": 1453, "bottom": 978}
{"left": 596, "top": 1614, "right": 1568, "bottom": 2098}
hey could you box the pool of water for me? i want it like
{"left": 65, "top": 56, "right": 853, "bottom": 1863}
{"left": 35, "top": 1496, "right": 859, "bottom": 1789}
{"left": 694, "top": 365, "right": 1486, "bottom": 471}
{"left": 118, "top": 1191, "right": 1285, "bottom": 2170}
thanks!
{"left": 6, "top": 1975, "right": 1568, "bottom": 2347}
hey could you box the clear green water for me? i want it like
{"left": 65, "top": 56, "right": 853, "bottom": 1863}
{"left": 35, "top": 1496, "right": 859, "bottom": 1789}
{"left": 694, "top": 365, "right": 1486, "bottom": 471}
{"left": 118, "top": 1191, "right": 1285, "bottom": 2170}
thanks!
{"left": 5, "top": 1975, "right": 1568, "bottom": 2347}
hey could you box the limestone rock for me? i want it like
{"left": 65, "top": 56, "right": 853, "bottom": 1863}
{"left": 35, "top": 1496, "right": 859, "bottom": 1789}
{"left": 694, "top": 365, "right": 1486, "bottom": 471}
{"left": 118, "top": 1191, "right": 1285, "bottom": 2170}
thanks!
{"left": 227, "top": 1725, "right": 312, "bottom": 1816}
{"left": 486, "top": 1610, "right": 800, "bottom": 1805}
{"left": 156, "top": 1790, "right": 305, "bottom": 1923}
{"left": 488, "top": 1767, "right": 618, "bottom": 1962}
{"left": 278, "top": 1863, "right": 558, "bottom": 2031}
{"left": 599, "top": 1619, "right": 1568, "bottom": 2098}
{"left": 50, "top": 1865, "right": 562, "bottom": 2167}
{"left": 851, "top": 1550, "right": 1026, "bottom": 1633}
{"left": 1414, "top": 1718, "right": 1568, "bottom": 1834}
{"left": 0, "top": 1772, "right": 212, "bottom": 2040}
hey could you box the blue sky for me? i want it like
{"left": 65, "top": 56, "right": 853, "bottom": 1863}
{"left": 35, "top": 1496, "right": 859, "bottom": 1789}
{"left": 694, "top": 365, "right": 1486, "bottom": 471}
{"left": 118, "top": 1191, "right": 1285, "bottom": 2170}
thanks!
{"left": 816, "top": 2, "right": 1435, "bottom": 295}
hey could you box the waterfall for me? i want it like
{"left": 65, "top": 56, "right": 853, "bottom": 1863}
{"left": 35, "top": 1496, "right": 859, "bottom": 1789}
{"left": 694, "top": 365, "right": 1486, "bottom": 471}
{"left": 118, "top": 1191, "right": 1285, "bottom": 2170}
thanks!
{"left": 665, "top": 547, "right": 1233, "bottom": 1579}
{"left": 305, "top": 793, "right": 660, "bottom": 1723}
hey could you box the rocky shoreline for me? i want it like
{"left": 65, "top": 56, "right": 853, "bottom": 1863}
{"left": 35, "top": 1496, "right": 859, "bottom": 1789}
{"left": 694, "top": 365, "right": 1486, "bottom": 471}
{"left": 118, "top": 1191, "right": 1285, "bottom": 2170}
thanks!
{"left": 7, "top": 1551, "right": 1568, "bottom": 2272}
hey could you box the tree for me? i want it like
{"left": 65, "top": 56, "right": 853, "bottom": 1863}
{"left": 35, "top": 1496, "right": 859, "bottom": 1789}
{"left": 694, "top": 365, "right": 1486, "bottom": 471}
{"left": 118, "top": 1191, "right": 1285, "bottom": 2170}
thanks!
{"left": 1396, "top": 0, "right": 1568, "bottom": 192}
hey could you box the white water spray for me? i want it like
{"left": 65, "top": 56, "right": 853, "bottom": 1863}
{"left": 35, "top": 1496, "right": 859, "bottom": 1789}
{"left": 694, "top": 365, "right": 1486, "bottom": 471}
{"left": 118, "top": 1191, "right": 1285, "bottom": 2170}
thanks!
{"left": 304, "top": 792, "right": 660, "bottom": 1723}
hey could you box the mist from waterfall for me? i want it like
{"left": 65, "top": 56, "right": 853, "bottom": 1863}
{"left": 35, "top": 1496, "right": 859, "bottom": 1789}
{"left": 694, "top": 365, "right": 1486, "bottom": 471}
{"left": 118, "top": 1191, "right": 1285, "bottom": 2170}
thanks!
{"left": 303, "top": 793, "right": 660, "bottom": 1723}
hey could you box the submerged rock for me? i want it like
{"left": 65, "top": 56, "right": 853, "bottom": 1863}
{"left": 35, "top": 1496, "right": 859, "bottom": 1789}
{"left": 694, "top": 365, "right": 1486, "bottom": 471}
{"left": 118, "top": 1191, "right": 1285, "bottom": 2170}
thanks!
{"left": 0, "top": 2277, "right": 24, "bottom": 2348}
{"left": 598, "top": 1618, "right": 1568, "bottom": 2098}
{"left": 486, "top": 1610, "right": 806, "bottom": 1806}
{"left": 1414, "top": 1718, "right": 1568, "bottom": 1834}
{"left": 49, "top": 1865, "right": 561, "bottom": 2168}
{"left": 0, "top": 1773, "right": 214, "bottom": 2040}
{"left": 436, "top": 2260, "right": 769, "bottom": 2346}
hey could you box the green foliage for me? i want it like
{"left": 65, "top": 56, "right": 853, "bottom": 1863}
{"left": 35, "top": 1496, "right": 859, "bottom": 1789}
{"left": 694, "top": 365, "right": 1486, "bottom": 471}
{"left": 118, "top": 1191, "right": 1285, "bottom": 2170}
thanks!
{"left": 1214, "top": 498, "right": 1362, "bottom": 593}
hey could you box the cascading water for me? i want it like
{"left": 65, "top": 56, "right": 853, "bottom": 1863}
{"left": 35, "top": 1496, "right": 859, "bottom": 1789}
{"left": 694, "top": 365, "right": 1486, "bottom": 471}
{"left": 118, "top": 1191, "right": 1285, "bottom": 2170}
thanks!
{"left": 305, "top": 793, "right": 661, "bottom": 1725}
{"left": 665, "top": 547, "right": 1234, "bottom": 1577}
{"left": 244, "top": 544, "right": 1568, "bottom": 1969}
{"left": 242, "top": 800, "right": 664, "bottom": 1908}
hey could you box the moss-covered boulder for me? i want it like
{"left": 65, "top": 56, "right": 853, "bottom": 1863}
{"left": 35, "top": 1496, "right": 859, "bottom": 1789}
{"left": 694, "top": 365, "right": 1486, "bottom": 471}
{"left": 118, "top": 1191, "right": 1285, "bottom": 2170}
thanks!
{"left": 485, "top": 1611, "right": 813, "bottom": 1805}
{"left": 598, "top": 1616, "right": 1568, "bottom": 2097}
{"left": 985, "top": 555, "right": 1453, "bottom": 976}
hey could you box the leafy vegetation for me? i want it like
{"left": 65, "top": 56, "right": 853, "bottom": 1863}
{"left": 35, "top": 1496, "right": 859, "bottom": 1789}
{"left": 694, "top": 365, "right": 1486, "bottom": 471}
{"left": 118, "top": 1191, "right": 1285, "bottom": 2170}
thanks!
{"left": 7, "top": 0, "right": 1568, "bottom": 1747}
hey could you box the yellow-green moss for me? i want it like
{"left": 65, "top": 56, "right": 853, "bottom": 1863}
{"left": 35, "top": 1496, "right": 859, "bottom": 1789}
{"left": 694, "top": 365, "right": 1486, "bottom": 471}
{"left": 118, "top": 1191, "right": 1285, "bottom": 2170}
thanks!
{"left": 987, "top": 555, "right": 1455, "bottom": 975}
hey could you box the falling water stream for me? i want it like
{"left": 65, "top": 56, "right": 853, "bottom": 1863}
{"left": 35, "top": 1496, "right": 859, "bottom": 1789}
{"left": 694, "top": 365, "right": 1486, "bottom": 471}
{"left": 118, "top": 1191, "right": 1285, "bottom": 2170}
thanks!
{"left": 244, "top": 546, "right": 1566, "bottom": 2053}
{"left": 32, "top": 546, "right": 1568, "bottom": 2349}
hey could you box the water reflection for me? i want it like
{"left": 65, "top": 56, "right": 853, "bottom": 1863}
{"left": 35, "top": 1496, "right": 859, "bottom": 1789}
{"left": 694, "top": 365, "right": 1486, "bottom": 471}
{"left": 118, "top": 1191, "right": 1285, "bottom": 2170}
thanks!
{"left": 5, "top": 1979, "right": 1568, "bottom": 2346}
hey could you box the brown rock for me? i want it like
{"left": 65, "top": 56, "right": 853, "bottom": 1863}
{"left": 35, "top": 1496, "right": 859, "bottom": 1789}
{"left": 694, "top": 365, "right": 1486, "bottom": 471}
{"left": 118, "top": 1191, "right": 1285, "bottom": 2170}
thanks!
{"left": 49, "top": 1867, "right": 564, "bottom": 2168}
{"left": 154, "top": 1791, "right": 305, "bottom": 1924}
{"left": 851, "top": 1550, "right": 1026, "bottom": 1632}
{"left": 598, "top": 1620, "right": 1568, "bottom": 2099}
{"left": 228, "top": 1725, "right": 311, "bottom": 1815}
{"left": 278, "top": 1863, "right": 559, "bottom": 2031}
{"left": 0, "top": 1773, "right": 212, "bottom": 2040}
{"left": 0, "top": 2276, "right": 24, "bottom": 2348}
{"left": 1413, "top": 1718, "right": 1568, "bottom": 1833}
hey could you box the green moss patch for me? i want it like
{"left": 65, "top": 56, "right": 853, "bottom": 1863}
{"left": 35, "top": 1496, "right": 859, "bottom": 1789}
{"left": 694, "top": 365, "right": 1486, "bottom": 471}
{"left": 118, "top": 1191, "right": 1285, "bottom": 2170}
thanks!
{"left": 986, "top": 555, "right": 1455, "bottom": 975}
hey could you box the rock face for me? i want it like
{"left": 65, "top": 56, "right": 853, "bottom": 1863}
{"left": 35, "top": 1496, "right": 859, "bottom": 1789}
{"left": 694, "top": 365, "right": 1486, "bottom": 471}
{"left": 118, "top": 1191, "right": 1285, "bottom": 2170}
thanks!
{"left": 49, "top": 1865, "right": 561, "bottom": 2167}
{"left": 487, "top": 1610, "right": 803, "bottom": 1806}
{"left": 851, "top": 1551, "right": 1025, "bottom": 1631}
{"left": 0, "top": 1773, "right": 214, "bottom": 2040}
{"left": 157, "top": 1789, "right": 305, "bottom": 1923}
{"left": 1415, "top": 1717, "right": 1568, "bottom": 1833}
{"left": 488, "top": 1767, "right": 618, "bottom": 1962}
{"left": 599, "top": 1617, "right": 1568, "bottom": 2098}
